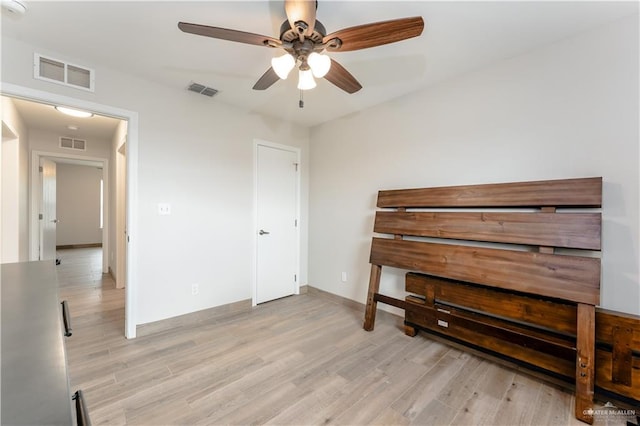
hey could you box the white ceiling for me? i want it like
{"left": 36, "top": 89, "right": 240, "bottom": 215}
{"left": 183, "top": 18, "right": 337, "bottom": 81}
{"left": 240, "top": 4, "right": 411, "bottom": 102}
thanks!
{"left": 6, "top": 96, "right": 122, "bottom": 140}
{"left": 2, "top": 1, "right": 638, "bottom": 132}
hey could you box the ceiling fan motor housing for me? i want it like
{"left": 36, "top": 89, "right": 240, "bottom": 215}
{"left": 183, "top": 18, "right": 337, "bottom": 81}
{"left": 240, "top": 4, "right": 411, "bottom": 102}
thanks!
{"left": 279, "top": 19, "right": 326, "bottom": 44}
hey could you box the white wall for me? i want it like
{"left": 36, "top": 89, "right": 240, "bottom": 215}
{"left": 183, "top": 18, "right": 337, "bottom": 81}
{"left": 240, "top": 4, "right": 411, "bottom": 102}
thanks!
{"left": 56, "top": 163, "right": 103, "bottom": 246}
{"left": 29, "top": 128, "right": 112, "bottom": 159}
{"left": 1, "top": 133, "right": 20, "bottom": 262}
{"left": 309, "top": 15, "right": 639, "bottom": 315}
{"left": 1, "top": 96, "right": 29, "bottom": 263}
{"left": 2, "top": 36, "right": 310, "bottom": 325}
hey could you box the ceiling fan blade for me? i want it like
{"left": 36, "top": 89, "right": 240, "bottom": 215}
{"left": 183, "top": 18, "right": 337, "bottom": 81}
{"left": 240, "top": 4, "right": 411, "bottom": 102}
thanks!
{"left": 178, "top": 22, "right": 281, "bottom": 47}
{"left": 284, "top": 0, "right": 316, "bottom": 37}
{"left": 323, "top": 17, "right": 424, "bottom": 52}
{"left": 324, "top": 59, "right": 362, "bottom": 94}
{"left": 253, "top": 67, "right": 280, "bottom": 90}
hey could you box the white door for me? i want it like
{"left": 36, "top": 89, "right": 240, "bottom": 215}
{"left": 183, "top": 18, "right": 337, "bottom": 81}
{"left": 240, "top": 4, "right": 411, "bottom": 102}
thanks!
{"left": 40, "top": 158, "right": 57, "bottom": 261}
{"left": 256, "top": 143, "right": 299, "bottom": 304}
{"left": 116, "top": 140, "right": 127, "bottom": 288}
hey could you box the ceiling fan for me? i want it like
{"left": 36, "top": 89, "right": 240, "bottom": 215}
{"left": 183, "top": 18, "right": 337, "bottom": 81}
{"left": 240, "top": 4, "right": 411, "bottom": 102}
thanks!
{"left": 178, "top": 0, "right": 424, "bottom": 102}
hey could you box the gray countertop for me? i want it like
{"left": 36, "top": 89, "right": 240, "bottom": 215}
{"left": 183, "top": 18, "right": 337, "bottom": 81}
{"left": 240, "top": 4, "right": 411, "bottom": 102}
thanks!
{"left": 1, "top": 261, "right": 74, "bottom": 426}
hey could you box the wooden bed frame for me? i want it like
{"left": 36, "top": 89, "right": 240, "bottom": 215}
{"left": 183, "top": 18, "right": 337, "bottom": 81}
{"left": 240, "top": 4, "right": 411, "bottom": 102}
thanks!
{"left": 363, "top": 177, "right": 605, "bottom": 423}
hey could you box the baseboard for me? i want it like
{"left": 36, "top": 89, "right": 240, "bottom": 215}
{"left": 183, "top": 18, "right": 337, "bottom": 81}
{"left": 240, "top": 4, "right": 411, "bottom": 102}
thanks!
{"left": 136, "top": 286, "right": 397, "bottom": 338}
{"left": 56, "top": 243, "right": 102, "bottom": 249}
{"left": 136, "top": 298, "right": 253, "bottom": 338}
{"left": 307, "top": 286, "right": 365, "bottom": 312}
{"left": 306, "top": 285, "right": 403, "bottom": 323}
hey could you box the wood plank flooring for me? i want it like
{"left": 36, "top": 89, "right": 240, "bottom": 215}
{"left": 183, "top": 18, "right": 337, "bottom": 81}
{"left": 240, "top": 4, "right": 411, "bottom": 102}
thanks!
{"left": 56, "top": 248, "right": 633, "bottom": 425}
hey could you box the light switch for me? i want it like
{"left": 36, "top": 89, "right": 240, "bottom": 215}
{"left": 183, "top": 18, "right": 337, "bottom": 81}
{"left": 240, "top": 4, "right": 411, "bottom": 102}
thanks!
{"left": 158, "top": 203, "right": 171, "bottom": 215}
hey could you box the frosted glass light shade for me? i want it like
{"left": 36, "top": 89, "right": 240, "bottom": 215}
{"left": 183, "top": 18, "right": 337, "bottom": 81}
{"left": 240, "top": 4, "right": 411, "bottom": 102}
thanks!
{"left": 271, "top": 53, "right": 295, "bottom": 79}
{"left": 297, "top": 69, "right": 316, "bottom": 90}
{"left": 55, "top": 106, "right": 93, "bottom": 118}
{"left": 308, "top": 52, "right": 331, "bottom": 78}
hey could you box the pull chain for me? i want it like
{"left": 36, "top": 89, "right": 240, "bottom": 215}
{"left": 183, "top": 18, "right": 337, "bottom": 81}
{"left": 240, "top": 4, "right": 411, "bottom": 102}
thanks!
{"left": 299, "top": 89, "right": 304, "bottom": 108}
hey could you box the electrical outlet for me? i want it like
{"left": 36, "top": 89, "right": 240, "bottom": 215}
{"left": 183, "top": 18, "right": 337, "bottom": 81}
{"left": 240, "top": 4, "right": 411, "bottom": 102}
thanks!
{"left": 191, "top": 283, "right": 199, "bottom": 295}
{"left": 341, "top": 272, "right": 347, "bottom": 282}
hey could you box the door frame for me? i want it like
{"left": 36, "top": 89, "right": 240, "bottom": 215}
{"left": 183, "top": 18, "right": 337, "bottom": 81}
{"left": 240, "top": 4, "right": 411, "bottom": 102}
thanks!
{"left": 252, "top": 139, "right": 301, "bottom": 306}
{"left": 31, "top": 151, "right": 108, "bottom": 267}
{"left": 2, "top": 83, "right": 140, "bottom": 339}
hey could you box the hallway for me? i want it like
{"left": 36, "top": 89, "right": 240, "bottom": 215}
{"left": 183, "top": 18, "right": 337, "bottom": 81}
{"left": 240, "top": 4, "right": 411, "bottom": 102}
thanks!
{"left": 57, "top": 247, "right": 124, "bottom": 336}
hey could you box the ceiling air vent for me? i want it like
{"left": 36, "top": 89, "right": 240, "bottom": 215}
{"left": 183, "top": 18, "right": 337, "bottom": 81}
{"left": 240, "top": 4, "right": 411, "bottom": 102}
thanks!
{"left": 34, "top": 53, "right": 95, "bottom": 92}
{"left": 60, "top": 137, "right": 86, "bottom": 151}
{"left": 188, "top": 82, "right": 218, "bottom": 97}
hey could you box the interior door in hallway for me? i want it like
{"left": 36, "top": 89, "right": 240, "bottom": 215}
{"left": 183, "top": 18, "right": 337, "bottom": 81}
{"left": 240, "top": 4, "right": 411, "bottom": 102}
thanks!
{"left": 40, "top": 158, "right": 57, "bottom": 261}
{"left": 255, "top": 143, "right": 299, "bottom": 304}
{"left": 116, "top": 139, "right": 127, "bottom": 289}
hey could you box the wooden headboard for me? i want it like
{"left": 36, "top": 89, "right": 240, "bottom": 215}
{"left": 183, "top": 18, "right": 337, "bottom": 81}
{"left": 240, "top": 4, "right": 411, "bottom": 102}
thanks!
{"left": 363, "top": 177, "right": 603, "bottom": 424}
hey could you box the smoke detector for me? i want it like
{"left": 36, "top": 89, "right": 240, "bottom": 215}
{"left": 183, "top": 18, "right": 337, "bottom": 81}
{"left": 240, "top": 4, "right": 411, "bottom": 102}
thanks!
{"left": 1, "top": 0, "right": 27, "bottom": 15}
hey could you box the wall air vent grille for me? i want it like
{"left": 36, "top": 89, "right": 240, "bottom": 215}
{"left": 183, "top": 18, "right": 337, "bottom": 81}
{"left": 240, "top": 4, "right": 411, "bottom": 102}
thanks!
{"left": 60, "top": 137, "right": 86, "bottom": 151}
{"left": 34, "top": 53, "right": 95, "bottom": 92}
{"left": 188, "top": 82, "right": 218, "bottom": 97}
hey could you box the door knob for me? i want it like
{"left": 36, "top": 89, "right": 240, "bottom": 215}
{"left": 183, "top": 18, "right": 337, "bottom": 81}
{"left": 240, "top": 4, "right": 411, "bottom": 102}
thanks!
{"left": 259, "top": 229, "right": 270, "bottom": 235}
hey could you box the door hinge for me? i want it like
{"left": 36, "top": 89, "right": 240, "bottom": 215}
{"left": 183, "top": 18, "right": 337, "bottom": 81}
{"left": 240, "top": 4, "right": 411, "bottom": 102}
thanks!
{"left": 294, "top": 219, "right": 298, "bottom": 227}
{"left": 294, "top": 162, "right": 299, "bottom": 172}
{"left": 39, "top": 166, "right": 43, "bottom": 172}
{"left": 39, "top": 213, "right": 43, "bottom": 220}
{"left": 294, "top": 274, "right": 297, "bottom": 282}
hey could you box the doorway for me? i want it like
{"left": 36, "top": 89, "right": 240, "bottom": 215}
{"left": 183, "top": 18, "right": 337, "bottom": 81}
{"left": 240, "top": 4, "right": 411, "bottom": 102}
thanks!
{"left": 1, "top": 83, "right": 139, "bottom": 338}
{"left": 254, "top": 140, "right": 300, "bottom": 305}
{"left": 39, "top": 157, "right": 57, "bottom": 261}
{"left": 34, "top": 156, "right": 108, "bottom": 265}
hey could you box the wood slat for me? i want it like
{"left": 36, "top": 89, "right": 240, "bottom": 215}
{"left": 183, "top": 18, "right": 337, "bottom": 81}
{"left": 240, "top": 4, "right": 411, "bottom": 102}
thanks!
{"left": 611, "top": 326, "right": 633, "bottom": 386}
{"left": 377, "top": 177, "right": 602, "bottom": 208}
{"left": 404, "top": 300, "right": 576, "bottom": 378}
{"left": 405, "top": 273, "right": 578, "bottom": 335}
{"left": 363, "top": 264, "right": 382, "bottom": 331}
{"left": 370, "top": 238, "right": 600, "bottom": 305}
{"left": 432, "top": 302, "right": 576, "bottom": 360}
{"left": 595, "top": 308, "right": 640, "bottom": 390}
{"left": 406, "top": 273, "right": 435, "bottom": 305}
{"left": 373, "top": 293, "right": 407, "bottom": 310}
{"left": 595, "top": 350, "right": 640, "bottom": 400}
{"left": 575, "top": 304, "right": 596, "bottom": 424}
{"left": 595, "top": 308, "right": 640, "bottom": 349}
{"left": 374, "top": 211, "right": 601, "bottom": 250}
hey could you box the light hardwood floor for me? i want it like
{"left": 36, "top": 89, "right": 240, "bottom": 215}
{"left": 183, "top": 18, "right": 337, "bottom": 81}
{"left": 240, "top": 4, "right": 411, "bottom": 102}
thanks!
{"left": 57, "top": 248, "right": 631, "bottom": 426}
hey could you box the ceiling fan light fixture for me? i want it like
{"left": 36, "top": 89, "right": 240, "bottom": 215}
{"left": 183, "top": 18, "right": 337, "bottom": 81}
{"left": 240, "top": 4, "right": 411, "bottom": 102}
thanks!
{"left": 308, "top": 52, "right": 331, "bottom": 78}
{"left": 297, "top": 69, "right": 316, "bottom": 90}
{"left": 271, "top": 53, "right": 296, "bottom": 80}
